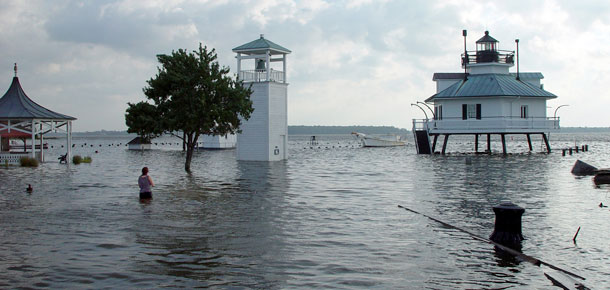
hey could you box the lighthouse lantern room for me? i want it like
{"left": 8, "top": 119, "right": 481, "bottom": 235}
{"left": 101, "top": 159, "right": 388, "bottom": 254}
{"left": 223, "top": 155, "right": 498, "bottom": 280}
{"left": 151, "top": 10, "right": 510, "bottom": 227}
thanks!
{"left": 233, "top": 35, "right": 291, "bottom": 161}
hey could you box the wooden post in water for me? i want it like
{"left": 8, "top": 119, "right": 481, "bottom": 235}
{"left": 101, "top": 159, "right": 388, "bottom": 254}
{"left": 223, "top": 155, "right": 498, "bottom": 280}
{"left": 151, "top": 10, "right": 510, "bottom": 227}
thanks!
{"left": 431, "top": 134, "right": 438, "bottom": 153}
{"left": 501, "top": 134, "right": 507, "bottom": 155}
{"left": 474, "top": 134, "right": 479, "bottom": 153}
{"left": 441, "top": 134, "right": 449, "bottom": 155}
{"left": 526, "top": 134, "right": 532, "bottom": 151}
{"left": 542, "top": 133, "right": 551, "bottom": 153}
{"left": 486, "top": 134, "right": 491, "bottom": 154}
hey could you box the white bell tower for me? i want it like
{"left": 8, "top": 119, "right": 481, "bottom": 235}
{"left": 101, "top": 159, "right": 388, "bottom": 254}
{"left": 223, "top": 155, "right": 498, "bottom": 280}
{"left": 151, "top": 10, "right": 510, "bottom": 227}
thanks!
{"left": 233, "top": 35, "right": 291, "bottom": 161}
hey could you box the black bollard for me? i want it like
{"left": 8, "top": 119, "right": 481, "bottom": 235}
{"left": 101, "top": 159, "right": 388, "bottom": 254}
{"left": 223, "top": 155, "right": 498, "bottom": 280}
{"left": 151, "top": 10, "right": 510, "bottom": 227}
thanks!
{"left": 575, "top": 146, "right": 579, "bottom": 153}
{"left": 489, "top": 202, "right": 525, "bottom": 250}
{"left": 562, "top": 149, "right": 566, "bottom": 156}
{"left": 581, "top": 145, "right": 585, "bottom": 152}
{"left": 569, "top": 148, "right": 572, "bottom": 155}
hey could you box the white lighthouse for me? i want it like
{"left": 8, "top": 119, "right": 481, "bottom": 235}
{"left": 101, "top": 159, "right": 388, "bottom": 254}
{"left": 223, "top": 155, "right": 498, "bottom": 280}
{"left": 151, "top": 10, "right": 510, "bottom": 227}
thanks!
{"left": 233, "top": 35, "right": 291, "bottom": 161}
{"left": 413, "top": 30, "right": 560, "bottom": 154}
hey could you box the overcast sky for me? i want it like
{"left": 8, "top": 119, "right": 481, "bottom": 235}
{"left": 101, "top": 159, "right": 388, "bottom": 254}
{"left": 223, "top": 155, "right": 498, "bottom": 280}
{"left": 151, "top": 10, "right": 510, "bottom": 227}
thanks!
{"left": 1, "top": 0, "right": 609, "bottom": 131}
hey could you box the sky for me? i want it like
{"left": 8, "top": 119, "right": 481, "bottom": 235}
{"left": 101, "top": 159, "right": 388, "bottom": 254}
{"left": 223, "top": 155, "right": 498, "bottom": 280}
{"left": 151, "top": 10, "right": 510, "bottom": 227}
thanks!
{"left": 1, "top": 0, "right": 609, "bottom": 131}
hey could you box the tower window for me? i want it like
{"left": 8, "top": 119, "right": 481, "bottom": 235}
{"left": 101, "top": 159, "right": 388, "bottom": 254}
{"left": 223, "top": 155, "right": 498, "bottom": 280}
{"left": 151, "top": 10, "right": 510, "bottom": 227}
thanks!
{"left": 521, "top": 105, "right": 528, "bottom": 118}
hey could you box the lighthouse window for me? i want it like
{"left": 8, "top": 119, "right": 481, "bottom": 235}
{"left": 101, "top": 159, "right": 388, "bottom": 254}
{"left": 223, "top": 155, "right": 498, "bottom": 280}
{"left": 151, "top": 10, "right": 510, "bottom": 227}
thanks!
{"left": 434, "top": 105, "right": 443, "bottom": 120}
{"left": 462, "top": 104, "right": 482, "bottom": 120}
{"left": 468, "top": 104, "right": 476, "bottom": 118}
{"left": 521, "top": 105, "right": 528, "bottom": 118}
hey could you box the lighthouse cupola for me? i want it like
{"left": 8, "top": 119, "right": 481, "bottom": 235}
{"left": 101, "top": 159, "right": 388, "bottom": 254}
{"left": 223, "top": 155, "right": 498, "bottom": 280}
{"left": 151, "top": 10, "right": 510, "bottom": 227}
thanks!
{"left": 463, "top": 30, "right": 514, "bottom": 75}
{"left": 476, "top": 31, "right": 499, "bottom": 63}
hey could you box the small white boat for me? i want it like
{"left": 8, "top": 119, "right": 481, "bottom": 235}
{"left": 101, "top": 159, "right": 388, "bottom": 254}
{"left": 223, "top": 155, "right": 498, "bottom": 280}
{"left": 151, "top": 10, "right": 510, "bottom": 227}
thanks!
{"left": 351, "top": 132, "right": 406, "bottom": 147}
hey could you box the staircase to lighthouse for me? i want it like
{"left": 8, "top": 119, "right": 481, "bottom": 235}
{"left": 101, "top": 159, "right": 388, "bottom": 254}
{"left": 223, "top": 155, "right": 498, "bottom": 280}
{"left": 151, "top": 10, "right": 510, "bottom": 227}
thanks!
{"left": 412, "top": 120, "right": 432, "bottom": 154}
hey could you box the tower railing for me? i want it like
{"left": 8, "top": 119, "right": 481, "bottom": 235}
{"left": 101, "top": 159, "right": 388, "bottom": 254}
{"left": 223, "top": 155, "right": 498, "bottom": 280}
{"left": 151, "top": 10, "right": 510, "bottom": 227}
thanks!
{"left": 239, "top": 69, "right": 285, "bottom": 83}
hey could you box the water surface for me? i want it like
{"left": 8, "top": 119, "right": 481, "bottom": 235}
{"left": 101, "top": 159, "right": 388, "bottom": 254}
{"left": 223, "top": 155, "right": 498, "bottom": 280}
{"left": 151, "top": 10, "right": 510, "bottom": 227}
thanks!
{"left": 1, "top": 133, "right": 609, "bottom": 288}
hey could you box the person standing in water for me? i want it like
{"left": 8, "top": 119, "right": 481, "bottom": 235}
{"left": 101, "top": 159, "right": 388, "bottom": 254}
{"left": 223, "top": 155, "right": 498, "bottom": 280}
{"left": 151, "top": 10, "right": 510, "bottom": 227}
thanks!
{"left": 138, "top": 167, "right": 154, "bottom": 199}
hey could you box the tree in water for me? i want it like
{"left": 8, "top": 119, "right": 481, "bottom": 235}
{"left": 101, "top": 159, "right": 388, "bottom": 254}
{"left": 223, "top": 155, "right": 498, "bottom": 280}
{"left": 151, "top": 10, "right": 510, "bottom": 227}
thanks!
{"left": 125, "top": 101, "right": 162, "bottom": 144}
{"left": 126, "top": 44, "right": 253, "bottom": 172}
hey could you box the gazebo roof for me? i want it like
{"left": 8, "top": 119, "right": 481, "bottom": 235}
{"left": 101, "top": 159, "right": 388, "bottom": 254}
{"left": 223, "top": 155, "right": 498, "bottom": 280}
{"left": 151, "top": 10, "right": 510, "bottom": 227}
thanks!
{"left": 0, "top": 76, "right": 76, "bottom": 120}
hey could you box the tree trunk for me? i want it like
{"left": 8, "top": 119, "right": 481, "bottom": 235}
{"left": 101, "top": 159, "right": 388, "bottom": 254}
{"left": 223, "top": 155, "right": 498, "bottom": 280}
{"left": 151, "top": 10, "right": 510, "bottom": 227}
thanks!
{"left": 182, "top": 132, "right": 186, "bottom": 152}
{"left": 183, "top": 132, "right": 200, "bottom": 173}
{"left": 185, "top": 144, "right": 193, "bottom": 172}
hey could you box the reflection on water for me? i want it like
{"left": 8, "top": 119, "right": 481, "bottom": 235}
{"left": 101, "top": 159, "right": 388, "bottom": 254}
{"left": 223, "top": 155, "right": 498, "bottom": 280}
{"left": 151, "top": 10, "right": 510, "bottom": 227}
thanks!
{"left": 0, "top": 134, "right": 609, "bottom": 288}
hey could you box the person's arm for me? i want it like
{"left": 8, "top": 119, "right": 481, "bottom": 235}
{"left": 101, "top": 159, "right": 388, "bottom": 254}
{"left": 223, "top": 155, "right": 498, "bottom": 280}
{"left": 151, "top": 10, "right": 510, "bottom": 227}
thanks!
{"left": 148, "top": 175, "right": 155, "bottom": 187}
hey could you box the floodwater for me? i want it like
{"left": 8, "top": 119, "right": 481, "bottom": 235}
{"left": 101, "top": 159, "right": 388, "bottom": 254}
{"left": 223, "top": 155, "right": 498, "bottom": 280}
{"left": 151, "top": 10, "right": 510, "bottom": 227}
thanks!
{"left": 0, "top": 133, "right": 609, "bottom": 289}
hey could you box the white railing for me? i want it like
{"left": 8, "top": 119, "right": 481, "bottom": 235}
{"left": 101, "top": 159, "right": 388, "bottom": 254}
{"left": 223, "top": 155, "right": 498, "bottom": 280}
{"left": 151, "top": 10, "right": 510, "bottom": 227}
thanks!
{"left": 0, "top": 152, "right": 43, "bottom": 165}
{"left": 239, "top": 69, "right": 285, "bottom": 83}
{"left": 413, "top": 117, "right": 560, "bottom": 133}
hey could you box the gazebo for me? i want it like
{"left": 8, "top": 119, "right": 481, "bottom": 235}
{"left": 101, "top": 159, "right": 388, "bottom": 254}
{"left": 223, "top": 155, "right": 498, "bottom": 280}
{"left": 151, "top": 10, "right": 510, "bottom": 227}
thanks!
{"left": 0, "top": 64, "right": 76, "bottom": 164}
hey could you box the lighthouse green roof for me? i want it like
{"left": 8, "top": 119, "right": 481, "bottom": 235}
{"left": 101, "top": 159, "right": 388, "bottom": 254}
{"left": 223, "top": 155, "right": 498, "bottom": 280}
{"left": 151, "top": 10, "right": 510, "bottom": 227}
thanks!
{"left": 233, "top": 35, "right": 291, "bottom": 54}
{"left": 426, "top": 73, "right": 556, "bottom": 102}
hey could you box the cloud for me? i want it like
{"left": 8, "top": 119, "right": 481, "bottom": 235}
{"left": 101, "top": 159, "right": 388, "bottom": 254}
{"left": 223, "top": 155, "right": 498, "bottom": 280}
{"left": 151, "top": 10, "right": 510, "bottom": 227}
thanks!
{"left": 0, "top": 0, "right": 609, "bottom": 130}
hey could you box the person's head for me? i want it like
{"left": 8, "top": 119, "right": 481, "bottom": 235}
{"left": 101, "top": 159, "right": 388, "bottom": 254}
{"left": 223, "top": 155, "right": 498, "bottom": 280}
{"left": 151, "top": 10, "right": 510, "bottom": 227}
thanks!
{"left": 142, "top": 167, "right": 149, "bottom": 175}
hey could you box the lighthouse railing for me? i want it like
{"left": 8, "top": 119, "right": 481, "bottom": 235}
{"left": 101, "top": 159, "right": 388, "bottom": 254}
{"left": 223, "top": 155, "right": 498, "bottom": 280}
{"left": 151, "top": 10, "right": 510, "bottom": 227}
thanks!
{"left": 419, "top": 116, "right": 560, "bottom": 133}
{"left": 462, "top": 50, "right": 515, "bottom": 65}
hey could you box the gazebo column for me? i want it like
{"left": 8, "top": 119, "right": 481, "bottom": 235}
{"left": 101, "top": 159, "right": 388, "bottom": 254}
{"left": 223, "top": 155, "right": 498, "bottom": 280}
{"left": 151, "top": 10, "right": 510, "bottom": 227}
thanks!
{"left": 67, "top": 121, "right": 72, "bottom": 162}
{"left": 31, "top": 120, "right": 36, "bottom": 158}
{"left": 40, "top": 123, "right": 44, "bottom": 162}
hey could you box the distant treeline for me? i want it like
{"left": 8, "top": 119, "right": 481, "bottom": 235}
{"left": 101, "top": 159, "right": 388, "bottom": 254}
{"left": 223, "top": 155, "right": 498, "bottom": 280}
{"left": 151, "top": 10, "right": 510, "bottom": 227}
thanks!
{"left": 288, "top": 125, "right": 409, "bottom": 135}
{"left": 557, "top": 127, "right": 610, "bottom": 133}
{"left": 56, "top": 126, "right": 610, "bottom": 136}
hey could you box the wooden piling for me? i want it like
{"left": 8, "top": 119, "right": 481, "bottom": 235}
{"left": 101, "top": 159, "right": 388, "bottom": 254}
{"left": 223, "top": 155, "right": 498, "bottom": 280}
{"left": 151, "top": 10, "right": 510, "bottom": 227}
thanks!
{"left": 542, "top": 133, "right": 551, "bottom": 153}
{"left": 487, "top": 134, "right": 491, "bottom": 154}
{"left": 474, "top": 134, "right": 479, "bottom": 153}
{"left": 441, "top": 134, "right": 449, "bottom": 155}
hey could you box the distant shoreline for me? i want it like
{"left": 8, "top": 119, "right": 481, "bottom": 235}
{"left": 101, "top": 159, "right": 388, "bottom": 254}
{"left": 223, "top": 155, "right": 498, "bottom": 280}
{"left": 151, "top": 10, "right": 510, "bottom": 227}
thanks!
{"left": 47, "top": 126, "right": 610, "bottom": 137}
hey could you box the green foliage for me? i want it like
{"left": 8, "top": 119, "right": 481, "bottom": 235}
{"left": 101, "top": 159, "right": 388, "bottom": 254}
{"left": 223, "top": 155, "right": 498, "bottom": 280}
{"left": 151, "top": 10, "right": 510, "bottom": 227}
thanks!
{"left": 82, "top": 156, "right": 92, "bottom": 163}
{"left": 125, "top": 101, "right": 162, "bottom": 143}
{"left": 20, "top": 157, "right": 39, "bottom": 167}
{"left": 72, "top": 155, "right": 82, "bottom": 164}
{"left": 127, "top": 43, "right": 254, "bottom": 172}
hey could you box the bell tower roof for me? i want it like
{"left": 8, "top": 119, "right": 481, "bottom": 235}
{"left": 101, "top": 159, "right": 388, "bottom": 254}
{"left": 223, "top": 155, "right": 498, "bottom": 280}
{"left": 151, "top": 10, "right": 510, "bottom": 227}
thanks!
{"left": 232, "top": 34, "right": 291, "bottom": 55}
